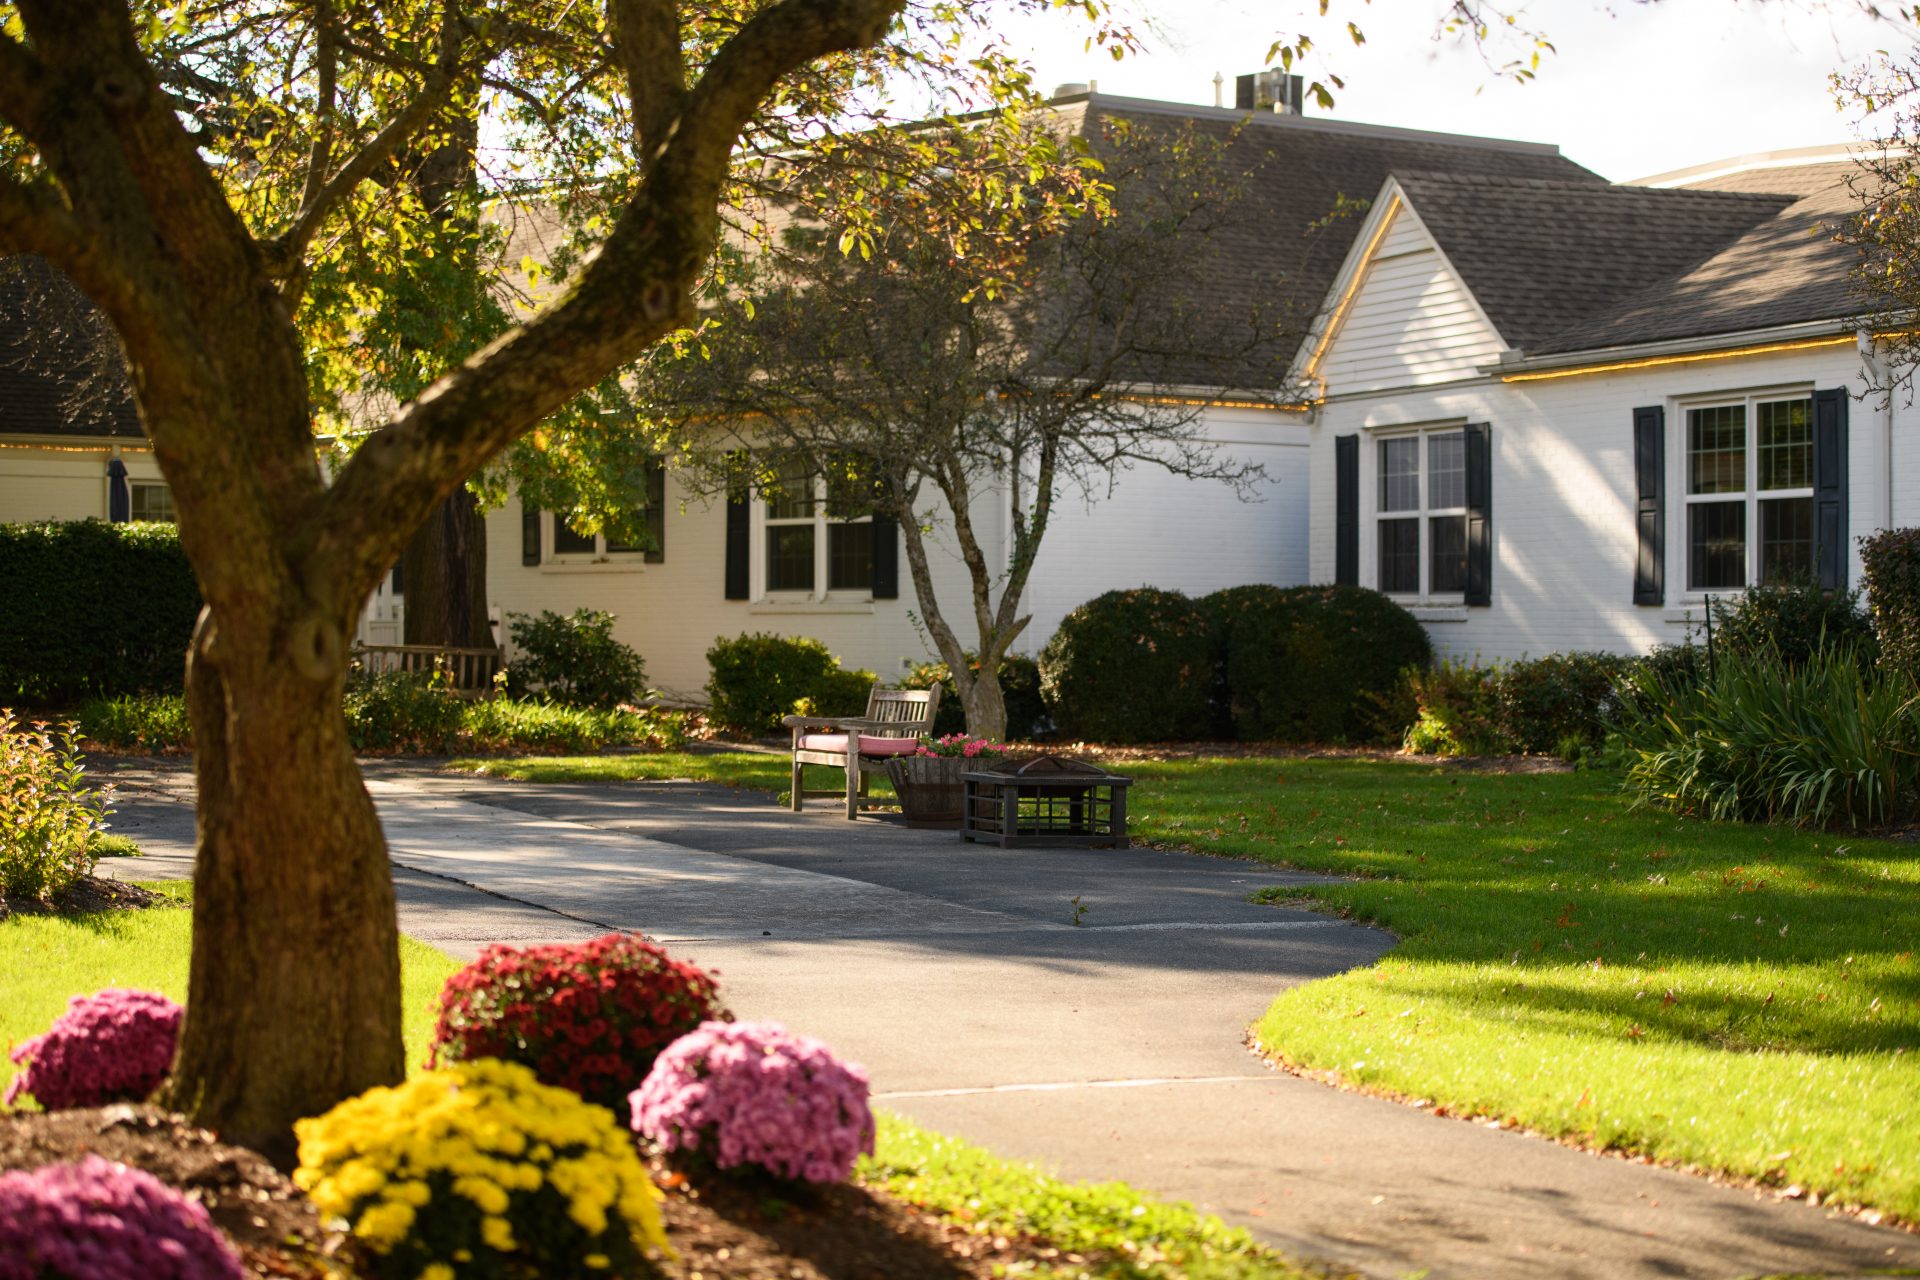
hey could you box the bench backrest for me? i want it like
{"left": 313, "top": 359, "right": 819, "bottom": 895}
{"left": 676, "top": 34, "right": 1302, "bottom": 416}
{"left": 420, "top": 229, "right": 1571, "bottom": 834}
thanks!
{"left": 863, "top": 685, "right": 942, "bottom": 738}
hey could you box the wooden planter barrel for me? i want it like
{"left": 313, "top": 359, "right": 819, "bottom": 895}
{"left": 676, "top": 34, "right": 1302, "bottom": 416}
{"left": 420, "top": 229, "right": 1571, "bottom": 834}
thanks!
{"left": 885, "top": 755, "right": 969, "bottom": 827}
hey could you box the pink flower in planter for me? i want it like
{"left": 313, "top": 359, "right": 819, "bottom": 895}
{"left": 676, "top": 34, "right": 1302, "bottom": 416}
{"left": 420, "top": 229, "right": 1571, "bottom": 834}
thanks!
{"left": 6, "top": 989, "right": 182, "bottom": 1111}
{"left": 629, "top": 1020, "right": 873, "bottom": 1183}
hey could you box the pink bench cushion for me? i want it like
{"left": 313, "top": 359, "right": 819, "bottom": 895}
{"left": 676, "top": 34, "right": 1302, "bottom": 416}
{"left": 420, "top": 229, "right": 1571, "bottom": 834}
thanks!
{"left": 796, "top": 733, "right": 920, "bottom": 758}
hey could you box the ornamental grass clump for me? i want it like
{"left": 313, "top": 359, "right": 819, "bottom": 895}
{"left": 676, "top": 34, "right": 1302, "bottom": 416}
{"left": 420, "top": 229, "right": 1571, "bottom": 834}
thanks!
{"left": 294, "top": 1058, "right": 669, "bottom": 1280}
{"left": 5, "top": 988, "right": 182, "bottom": 1110}
{"left": 0, "top": 1155, "right": 245, "bottom": 1280}
{"left": 629, "top": 1020, "right": 874, "bottom": 1184}
{"left": 430, "top": 932, "right": 726, "bottom": 1111}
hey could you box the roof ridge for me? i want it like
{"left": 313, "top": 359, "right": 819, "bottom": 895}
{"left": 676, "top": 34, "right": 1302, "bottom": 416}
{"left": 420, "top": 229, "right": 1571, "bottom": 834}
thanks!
{"left": 1391, "top": 171, "right": 1795, "bottom": 203}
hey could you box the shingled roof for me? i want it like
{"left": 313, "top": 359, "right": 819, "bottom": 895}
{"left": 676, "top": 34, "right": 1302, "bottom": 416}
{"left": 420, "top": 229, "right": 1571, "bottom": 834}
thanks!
{"left": 1528, "top": 161, "right": 1859, "bottom": 354}
{"left": 1390, "top": 173, "right": 1795, "bottom": 351}
{"left": 1061, "top": 95, "right": 1602, "bottom": 382}
{"left": 1377, "top": 156, "right": 1864, "bottom": 360}
{"left": 0, "top": 259, "right": 142, "bottom": 439}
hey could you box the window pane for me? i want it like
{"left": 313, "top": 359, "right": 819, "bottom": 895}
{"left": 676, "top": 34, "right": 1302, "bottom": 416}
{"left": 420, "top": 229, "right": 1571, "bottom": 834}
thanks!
{"left": 553, "top": 522, "right": 595, "bottom": 555}
{"left": 1756, "top": 398, "right": 1813, "bottom": 491}
{"left": 828, "top": 522, "right": 874, "bottom": 591}
{"left": 1379, "top": 438, "right": 1419, "bottom": 512}
{"left": 1760, "top": 497, "right": 1814, "bottom": 586}
{"left": 1429, "top": 515, "right": 1467, "bottom": 593}
{"left": 129, "top": 482, "right": 175, "bottom": 523}
{"left": 766, "top": 525, "right": 814, "bottom": 592}
{"left": 1378, "top": 518, "right": 1419, "bottom": 593}
{"left": 1428, "top": 432, "right": 1466, "bottom": 510}
{"left": 1687, "top": 501, "right": 1745, "bottom": 590}
{"left": 1688, "top": 405, "right": 1746, "bottom": 495}
{"left": 766, "top": 460, "right": 815, "bottom": 519}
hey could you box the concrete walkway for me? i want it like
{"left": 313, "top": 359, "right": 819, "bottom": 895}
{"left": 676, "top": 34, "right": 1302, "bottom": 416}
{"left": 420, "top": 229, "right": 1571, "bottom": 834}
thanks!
{"left": 98, "top": 760, "right": 1920, "bottom": 1280}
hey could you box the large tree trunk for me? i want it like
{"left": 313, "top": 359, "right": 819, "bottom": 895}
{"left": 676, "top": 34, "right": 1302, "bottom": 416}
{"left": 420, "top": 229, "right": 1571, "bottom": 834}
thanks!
{"left": 400, "top": 485, "right": 490, "bottom": 648}
{"left": 958, "top": 664, "right": 1009, "bottom": 740}
{"left": 160, "top": 610, "right": 402, "bottom": 1167}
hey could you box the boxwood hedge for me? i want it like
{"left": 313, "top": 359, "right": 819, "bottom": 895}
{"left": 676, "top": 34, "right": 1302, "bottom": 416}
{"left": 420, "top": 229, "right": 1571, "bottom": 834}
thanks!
{"left": 0, "top": 520, "right": 200, "bottom": 706}
{"left": 1039, "top": 588, "right": 1214, "bottom": 743}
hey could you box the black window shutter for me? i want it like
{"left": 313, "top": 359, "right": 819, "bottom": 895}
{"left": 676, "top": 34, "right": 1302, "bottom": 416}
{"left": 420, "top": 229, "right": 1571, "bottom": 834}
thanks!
{"left": 1464, "top": 422, "right": 1492, "bottom": 607}
{"left": 106, "top": 458, "right": 129, "bottom": 523}
{"left": 1632, "top": 406, "right": 1665, "bottom": 605}
{"left": 1813, "top": 388, "right": 1850, "bottom": 590}
{"left": 870, "top": 513, "right": 898, "bottom": 599}
{"left": 644, "top": 459, "right": 666, "bottom": 564}
{"left": 1334, "top": 434, "right": 1358, "bottom": 586}
{"left": 521, "top": 503, "right": 541, "bottom": 566}
{"left": 724, "top": 478, "right": 750, "bottom": 600}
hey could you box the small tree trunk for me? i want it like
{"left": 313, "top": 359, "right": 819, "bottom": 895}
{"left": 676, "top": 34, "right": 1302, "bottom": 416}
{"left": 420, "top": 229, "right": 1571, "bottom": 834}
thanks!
{"left": 959, "top": 666, "right": 1008, "bottom": 740}
{"left": 161, "top": 611, "right": 403, "bottom": 1166}
{"left": 400, "top": 485, "right": 491, "bottom": 648}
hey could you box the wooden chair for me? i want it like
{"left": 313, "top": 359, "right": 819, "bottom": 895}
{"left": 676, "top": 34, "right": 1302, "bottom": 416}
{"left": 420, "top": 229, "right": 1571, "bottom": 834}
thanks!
{"left": 782, "top": 686, "right": 943, "bottom": 819}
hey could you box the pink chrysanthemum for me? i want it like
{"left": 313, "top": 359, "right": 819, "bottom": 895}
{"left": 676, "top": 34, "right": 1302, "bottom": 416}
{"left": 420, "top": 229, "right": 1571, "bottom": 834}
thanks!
{"left": 6, "top": 988, "right": 182, "bottom": 1110}
{"left": 629, "top": 1020, "right": 873, "bottom": 1184}
{"left": 0, "top": 1156, "right": 245, "bottom": 1280}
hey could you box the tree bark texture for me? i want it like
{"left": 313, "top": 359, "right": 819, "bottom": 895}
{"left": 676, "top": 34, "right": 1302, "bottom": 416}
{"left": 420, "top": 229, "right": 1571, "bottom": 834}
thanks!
{"left": 400, "top": 485, "right": 490, "bottom": 648}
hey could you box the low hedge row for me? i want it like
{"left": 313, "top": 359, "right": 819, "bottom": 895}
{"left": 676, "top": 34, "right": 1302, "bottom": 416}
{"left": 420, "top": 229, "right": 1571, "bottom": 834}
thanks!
{"left": 0, "top": 520, "right": 200, "bottom": 706}
{"left": 1039, "top": 585, "right": 1432, "bottom": 745}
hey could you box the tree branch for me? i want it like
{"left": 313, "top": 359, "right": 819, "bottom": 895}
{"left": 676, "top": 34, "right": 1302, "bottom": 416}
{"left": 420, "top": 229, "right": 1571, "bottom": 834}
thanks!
{"left": 0, "top": 28, "right": 55, "bottom": 145}
{"left": 609, "top": 0, "right": 686, "bottom": 158}
{"left": 260, "top": 5, "right": 466, "bottom": 283}
{"left": 311, "top": 0, "right": 906, "bottom": 612}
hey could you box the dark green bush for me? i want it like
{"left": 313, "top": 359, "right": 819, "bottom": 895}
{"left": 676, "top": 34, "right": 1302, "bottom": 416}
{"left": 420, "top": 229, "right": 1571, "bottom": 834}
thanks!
{"left": 1613, "top": 644, "right": 1918, "bottom": 829}
{"left": 504, "top": 609, "right": 647, "bottom": 708}
{"left": 1862, "top": 527, "right": 1920, "bottom": 685}
{"left": 704, "top": 633, "right": 876, "bottom": 732}
{"left": 1201, "top": 585, "right": 1291, "bottom": 737}
{"left": 344, "top": 668, "right": 465, "bottom": 753}
{"left": 1219, "top": 585, "right": 1431, "bottom": 744}
{"left": 1707, "top": 580, "right": 1875, "bottom": 670}
{"left": 79, "top": 694, "right": 193, "bottom": 751}
{"left": 1496, "top": 651, "right": 1632, "bottom": 755}
{"left": 901, "top": 654, "right": 1046, "bottom": 738}
{"left": 0, "top": 520, "right": 201, "bottom": 705}
{"left": 1039, "top": 589, "right": 1214, "bottom": 743}
{"left": 1401, "top": 660, "right": 1501, "bottom": 756}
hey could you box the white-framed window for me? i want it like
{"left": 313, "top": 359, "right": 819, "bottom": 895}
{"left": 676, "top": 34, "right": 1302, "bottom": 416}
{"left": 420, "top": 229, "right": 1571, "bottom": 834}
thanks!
{"left": 1679, "top": 392, "right": 1813, "bottom": 592}
{"left": 129, "top": 481, "right": 175, "bottom": 523}
{"left": 535, "top": 458, "right": 666, "bottom": 565}
{"left": 1375, "top": 428, "right": 1466, "bottom": 598}
{"left": 758, "top": 458, "right": 876, "bottom": 598}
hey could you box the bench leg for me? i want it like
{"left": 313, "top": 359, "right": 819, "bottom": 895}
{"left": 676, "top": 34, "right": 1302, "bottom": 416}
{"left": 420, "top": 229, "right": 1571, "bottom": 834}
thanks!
{"left": 845, "top": 760, "right": 859, "bottom": 820}
{"left": 791, "top": 757, "right": 804, "bottom": 812}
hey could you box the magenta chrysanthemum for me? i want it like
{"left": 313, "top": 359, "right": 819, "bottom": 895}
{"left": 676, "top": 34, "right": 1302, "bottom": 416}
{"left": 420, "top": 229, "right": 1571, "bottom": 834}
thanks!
{"left": 629, "top": 1020, "right": 874, "bottom": 1184}
{"left": 5, "top": 988, "right": 183, "bottom": 1110}
{"left": 0, "top": 1156, "right": 245, "bottom": 1280}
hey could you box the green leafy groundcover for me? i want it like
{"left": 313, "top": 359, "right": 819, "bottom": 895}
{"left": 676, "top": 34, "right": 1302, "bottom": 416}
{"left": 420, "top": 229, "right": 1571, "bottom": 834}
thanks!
{"left": 1121, "top": 759, "right": 1919, "bottom": 1222}
{"left": 862, "top": 1115, "right": 1333, "bottom": 1280}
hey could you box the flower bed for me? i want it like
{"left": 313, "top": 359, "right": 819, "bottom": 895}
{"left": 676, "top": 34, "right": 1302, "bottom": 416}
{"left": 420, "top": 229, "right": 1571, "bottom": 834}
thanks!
{"left": 5, "top": 989, "right": 181, "bottom": 1110}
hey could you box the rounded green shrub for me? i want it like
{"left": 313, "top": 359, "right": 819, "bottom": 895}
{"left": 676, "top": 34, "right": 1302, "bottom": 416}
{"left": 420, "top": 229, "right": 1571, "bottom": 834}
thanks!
{"left": 1221, "top": 585, "right": 1431, "bottom": 744}
{"left": 1039, "top": 589, "right": 1214, "bottom": 743}
{"left": 504, "top": 609, "right": 647, "bottom": 709}
{"left": 704, "top": 633, "right": 876, "bottom": 732}
{"left": 1708, "top": 581, "right": 1875, "bottom": 670}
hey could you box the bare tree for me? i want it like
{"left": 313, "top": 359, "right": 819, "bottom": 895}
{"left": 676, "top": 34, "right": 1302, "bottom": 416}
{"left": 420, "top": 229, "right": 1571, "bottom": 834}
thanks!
{"left": 642, "top": 115, "right": 1308, "bottom": 736}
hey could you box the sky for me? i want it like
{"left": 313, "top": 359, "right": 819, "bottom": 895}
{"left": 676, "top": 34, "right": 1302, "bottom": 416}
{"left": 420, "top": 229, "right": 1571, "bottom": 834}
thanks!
{"left": 981, "top": 0, "right": 1920, "bottom": 181}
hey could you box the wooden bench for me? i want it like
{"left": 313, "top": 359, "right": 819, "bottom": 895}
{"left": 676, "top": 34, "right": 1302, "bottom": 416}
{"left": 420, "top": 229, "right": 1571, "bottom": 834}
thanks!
{"left": 353, "top": 644, "right": 502, "bottom": 698}
{"left": 782, "top": 686, "right": 942, "bottom": 820}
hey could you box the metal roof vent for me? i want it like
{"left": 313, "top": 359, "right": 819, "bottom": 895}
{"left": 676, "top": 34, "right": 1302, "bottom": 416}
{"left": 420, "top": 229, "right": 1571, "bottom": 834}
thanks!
{"left": 1236, "top": 69, "right": 1304, "bottom": 115}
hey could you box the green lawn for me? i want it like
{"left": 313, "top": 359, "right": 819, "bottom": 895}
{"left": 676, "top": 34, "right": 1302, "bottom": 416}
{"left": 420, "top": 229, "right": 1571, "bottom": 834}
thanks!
{"left": 454, "top": 749, "right": 791, "bottom": 790}
{"left": 0, "top": 882, "right": 461, "bottom": 1098}
{"left": 453, "top": 749, "right": 1920, "bottom": 1220}
{"left": 863, "top": 1114, "right": 1337, "bottom": 1279}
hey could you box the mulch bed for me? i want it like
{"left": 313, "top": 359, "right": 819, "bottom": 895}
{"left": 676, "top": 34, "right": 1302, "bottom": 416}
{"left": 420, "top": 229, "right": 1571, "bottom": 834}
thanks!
{"left": 0, "top": 875, "right": 179, "bottom": 921}
{"left": 0, "top": 1107, "right": 1094, "bottom": 1280}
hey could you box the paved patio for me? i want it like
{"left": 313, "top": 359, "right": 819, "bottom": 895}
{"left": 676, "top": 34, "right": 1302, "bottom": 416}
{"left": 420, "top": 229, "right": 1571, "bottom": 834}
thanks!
{"left": 99, "top": 758, "right": 1920, "bottom": 1280}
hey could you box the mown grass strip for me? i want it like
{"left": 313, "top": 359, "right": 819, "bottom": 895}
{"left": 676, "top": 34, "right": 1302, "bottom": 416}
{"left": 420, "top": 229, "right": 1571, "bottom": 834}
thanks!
{"left": 1127, "top": 758, "right": 1919, "bottom": 1222}
{"left": 862, "top": 1113, "right": 1340, "bottom": 1279}
{"left": 0, "top": 881, "right": 461, "bottom": 1096}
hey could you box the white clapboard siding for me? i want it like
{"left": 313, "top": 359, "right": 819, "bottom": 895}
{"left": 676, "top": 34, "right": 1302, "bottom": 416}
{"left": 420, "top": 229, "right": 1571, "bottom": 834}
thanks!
{"left": 1318, "top": 206, "right": 1506, "bottom": 395}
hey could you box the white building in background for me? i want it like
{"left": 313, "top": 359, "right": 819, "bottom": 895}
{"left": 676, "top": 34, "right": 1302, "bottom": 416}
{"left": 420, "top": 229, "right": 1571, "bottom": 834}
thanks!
{"left": 1298, "top": 145, "right": 1892, "bottom": 664}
